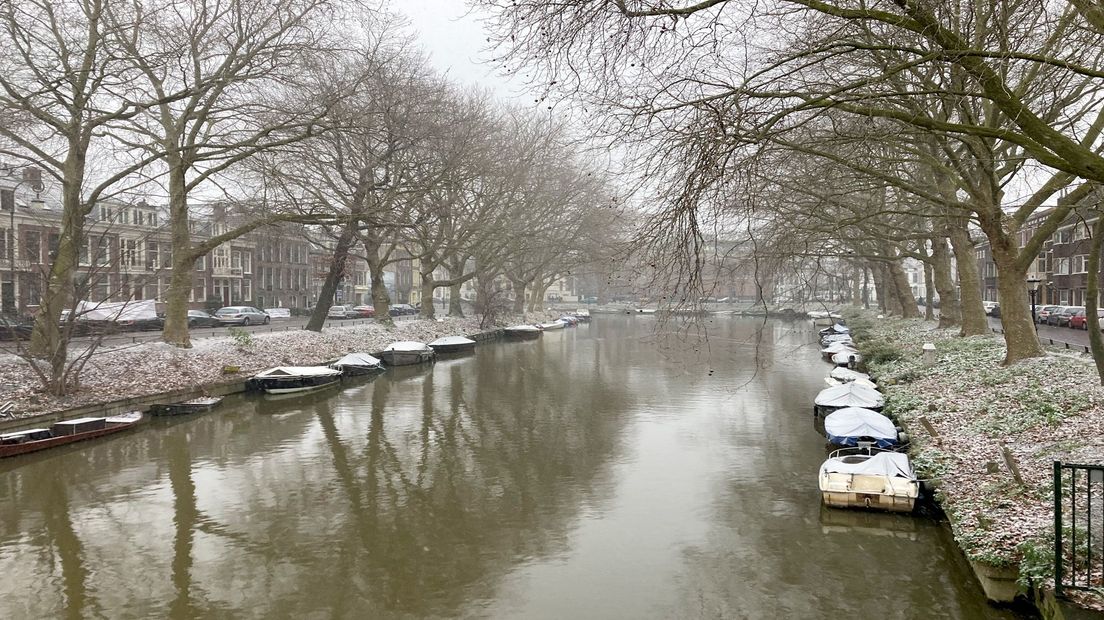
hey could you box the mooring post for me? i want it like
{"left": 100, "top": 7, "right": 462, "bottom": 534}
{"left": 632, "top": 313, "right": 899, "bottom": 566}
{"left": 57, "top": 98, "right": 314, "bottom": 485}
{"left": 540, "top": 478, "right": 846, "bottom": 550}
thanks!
{"left": 922, "top": 342, "right": 937, "bottom": 367}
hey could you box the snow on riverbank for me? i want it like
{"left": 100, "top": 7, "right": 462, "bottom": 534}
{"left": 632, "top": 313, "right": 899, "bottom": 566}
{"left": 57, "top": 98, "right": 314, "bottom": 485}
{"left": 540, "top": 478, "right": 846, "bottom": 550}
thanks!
{"left": 0, "top": 313, "right": 558, "bottom": 419}
{"left": 846, "top": 311, "right": 1104, "bottom": 596}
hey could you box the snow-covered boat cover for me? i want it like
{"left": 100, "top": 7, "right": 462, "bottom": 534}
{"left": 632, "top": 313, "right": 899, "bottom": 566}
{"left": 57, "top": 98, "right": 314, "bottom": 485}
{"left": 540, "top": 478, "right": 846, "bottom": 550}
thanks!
{"left": 254, "top": 366, "right": 342, "bottom": 378}
{"left": 429, "top": 336, "right": 476, "bottom": 347}
{"left": 821, "top": 451, "right": 915, "bottom": 479}
{"left": 574, "top": 309, "right": 590, "bottom": 316}
{"left": 822, "top": 341, "right": 858, "bottom": 355}
{"left": 506, "top": 324, "right": 539, "bottom": 332}
{"left": 540, "top": 320, "right": 567, "bottom": 329}
{"left": 830, "top": 323, "right": 850, "bottom": 333}
{"left": 384, "top": 341, "right": 432, "bottom": 352}
{"left": 832, "top": 351, "right": 863, "bottom": 365}
{"left": 808, "top": 310, "right": 830, "bottom": 318}
{"left": 333, "top": 353, "right": 383, "bottom": 368}
{"left": 814, "top": 382, "right": 884, "bottom": 408}
{"left": 824, "top": 408, "right": 898, "bottom": 444}
{"left": 830, "top": 367, "right": 872, "bottom": 383}
{"left": 822, "top": 333, "right": 852, "bottom": 343}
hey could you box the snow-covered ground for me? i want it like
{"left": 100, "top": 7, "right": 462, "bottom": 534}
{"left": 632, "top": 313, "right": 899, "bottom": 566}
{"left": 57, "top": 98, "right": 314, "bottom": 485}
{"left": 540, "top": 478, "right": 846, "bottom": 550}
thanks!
{"left": 846, "top": 311, "right": 1104, "bottom": 601}
{"left": 0, "top": 313, "right": 558, "bottom": 419}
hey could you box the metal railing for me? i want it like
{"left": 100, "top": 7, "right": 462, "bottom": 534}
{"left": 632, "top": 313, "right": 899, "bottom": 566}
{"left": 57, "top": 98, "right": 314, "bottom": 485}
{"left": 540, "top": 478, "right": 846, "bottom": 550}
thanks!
{"left": 1054, "top": 460, "right": 1104, "bottom": 596}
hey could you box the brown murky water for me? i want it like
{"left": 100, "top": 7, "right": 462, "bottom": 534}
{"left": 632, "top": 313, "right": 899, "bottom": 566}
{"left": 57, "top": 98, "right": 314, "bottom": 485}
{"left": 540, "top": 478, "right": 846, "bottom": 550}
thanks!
{"left": 0, "top": 317, "right": 1019, "bottom": 618}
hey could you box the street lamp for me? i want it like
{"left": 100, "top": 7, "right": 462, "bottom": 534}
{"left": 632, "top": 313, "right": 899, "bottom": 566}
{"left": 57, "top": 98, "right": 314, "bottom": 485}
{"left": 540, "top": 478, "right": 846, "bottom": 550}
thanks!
{"left": 1027, "top": 277, "right": 1042, "bottom": 329}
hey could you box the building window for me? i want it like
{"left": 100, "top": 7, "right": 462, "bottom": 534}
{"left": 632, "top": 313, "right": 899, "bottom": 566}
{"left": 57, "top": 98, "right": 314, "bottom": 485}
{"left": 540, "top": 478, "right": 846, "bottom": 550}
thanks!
{"left": 1060, "top": 289, "right": 1070, "bottom": 305}
{"left": 122, "top": 239, "right": 141, "bottom": 268}
{"left": 242, "top": 278, "right": 251, "bottom": 301}
{"left": 23, "top": 231, "right": 40, "bottom": 264}
{"left": 1056, "top": 257, "right": 1070, "bottom": 275}
{"left": 0, "top": 189, "right": 13, "bottom": 211}
{"left": 1073, "top": 224, "right": 1089, "bottom": 241}
{"left": 1073, "top": 255, "right": 1089, "bottom": 273}
{"left": 231, "top": 278, "right": 241, "bottom": 303}
{"left": 242, "top": 251, "right": 251, "bottom": 274}
{"left": 160, "top": 243, "right": 173, "bottom": 269}
{"left": 0, "top": 228, "right": 11, "bottom": 261}
{"left": 213, "top": 247, "right": 229, "bottom": 270}
{"left": 196, "top": 255, "right": 205, "bottom": 271}
{"left": 191, "top": 278, "right": 206, "bottom": 302}
{"left": 146, "top": 243, "right": 159, "bottom": 270}
{"left": 134, "top": 210, "right": 145, "bottom": 226}
{"left": 1054, "top": 229, "right": 1072, "bottom": 244}
{"left": 47, "top": 233, "right": 59, "bottom": 262}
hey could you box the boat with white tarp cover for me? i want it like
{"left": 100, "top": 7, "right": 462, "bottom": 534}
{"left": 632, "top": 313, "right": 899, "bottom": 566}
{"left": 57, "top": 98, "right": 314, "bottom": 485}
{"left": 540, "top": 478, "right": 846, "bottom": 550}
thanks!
{"left": 821, "top": 341, "right": 858, "bottom": 357}
{"left": 819, "top": 449, "right": 919, "bottom": 512}
{"left": 823, "top": 407, "right": 902, "bottom": 448}
{"left": 428, "top": 336, "right": 477, "bottom": 354}
{"left": 381, "top": 341, "right": 435, "bottom": 366}
{"left": 830, "top": 367, "right": 873, "bottom": 384}
{"left": 331, "top": 353, "right": 385, "bottom": 376}
{"left": 819, "top": 323, "right": 850, "bottom": 336}
{"left": 250, "top": 366, "right": 343, "bottom": 394}
{"left": 504, "top": 325, "right": 541, "bottom": 340}
{"left": 832, "top": 351, "right": 863, "bottom": 366}
{"left": 814, "top": 382, "right": 884, "bottom": 416}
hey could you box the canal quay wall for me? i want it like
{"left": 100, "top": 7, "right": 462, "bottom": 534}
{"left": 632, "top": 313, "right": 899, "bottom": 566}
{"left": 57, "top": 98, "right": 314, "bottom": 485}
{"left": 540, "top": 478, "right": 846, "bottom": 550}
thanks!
{"left": 841, "top": 310, "right": 1104, "bottom": 616}
{"left": 0, "top": 313, "right": 558, "bottom": 431}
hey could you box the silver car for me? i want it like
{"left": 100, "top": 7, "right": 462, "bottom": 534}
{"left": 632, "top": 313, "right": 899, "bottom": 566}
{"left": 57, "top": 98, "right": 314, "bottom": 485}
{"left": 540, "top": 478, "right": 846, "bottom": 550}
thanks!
{"left": 214, "top": 306, "right": 270, "bottom": 326}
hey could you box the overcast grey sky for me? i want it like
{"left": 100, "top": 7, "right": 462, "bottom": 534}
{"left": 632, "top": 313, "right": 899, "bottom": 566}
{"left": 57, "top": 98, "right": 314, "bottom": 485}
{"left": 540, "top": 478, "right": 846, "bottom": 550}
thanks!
{"left": 393, "top": 0, "right": 526, "bottom": 99}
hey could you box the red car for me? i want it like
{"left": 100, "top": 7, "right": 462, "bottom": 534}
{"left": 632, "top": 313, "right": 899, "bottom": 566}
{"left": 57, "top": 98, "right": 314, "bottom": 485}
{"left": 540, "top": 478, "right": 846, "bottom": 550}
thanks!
{"left": 352, "top": 305, "right": 375, "bottom": 318}
{"left": 1071, "top": 308, "right": 1104, "bottom": 330}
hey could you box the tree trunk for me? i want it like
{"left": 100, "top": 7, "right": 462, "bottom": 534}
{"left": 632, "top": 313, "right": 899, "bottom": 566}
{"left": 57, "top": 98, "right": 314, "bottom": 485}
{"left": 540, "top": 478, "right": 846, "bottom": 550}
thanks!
{"left": 419, "top": 275, "right": 436, "bottom": 319}
{"left": 948, "top": 220, "right": 988, "bottom": 336}
{"left": 306, "top": 223, "right": 356, "bottom": 332}
{"left": 510, "top": 279, "right": 526, "bottom": 314}
{"left": 889, "top": 261, "right": 920, "bottom": 318}
{"left": 851, "top": 263, "right": 862, "bottom": 306}
{"left": 162, "top": 161, "right": 193, "bottom": 347}
{"left": 1086, "top": 216, "right": 1104, "bottom": 383}
{"left": 990, "top": 241, "right": 1044, "bottom": 364}
{"left": 931, "top": 235, "right": 960, "bottom": 328}
{"left": 870, "top": 263, "right": 887, "bottom": 313}
{"left": 923, "top": 260, "right": 935, "bottom": 320}
{"left": 448, "top": 282, "right": 463, "bottom": 316}
{"left": 364, "top": 239, "right": 392, "bottom": 325}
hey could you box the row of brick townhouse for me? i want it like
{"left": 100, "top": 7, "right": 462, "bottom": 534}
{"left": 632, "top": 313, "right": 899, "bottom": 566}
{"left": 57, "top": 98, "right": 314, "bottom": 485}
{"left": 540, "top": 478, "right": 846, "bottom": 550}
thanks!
{"left": 975, "top": 198, "right": 1104, "bottom": 308}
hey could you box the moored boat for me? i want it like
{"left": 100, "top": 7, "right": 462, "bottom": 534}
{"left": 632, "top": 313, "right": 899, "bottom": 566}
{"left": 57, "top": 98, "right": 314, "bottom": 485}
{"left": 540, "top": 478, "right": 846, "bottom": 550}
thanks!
{"left": 151, "top": 397, "right": 223, "bottom": 416}
{"left": 539, "top": 320, "right": 567, "bottom": 330}
{"left": 504, "top": 325, "right": 541, "bottom": 340}
{"left": 250, "top": 366, "right": 343, "bottom": 394}
{"left": 428, "top": 335, "right": 477, "bottom": 354}
{"left": 823, "top": 407, "right": 902, "bottom": 448}
{"left": 331, "top": 352, "right": 385, "bottom": 376}
{"left": 819, "top": 449, "right": 919, "bottom": 512}
{"left": 381, "top": 341, "right": 435, "bottom": 366}
{"left": 572, "top": 309, "right": 591, "bottom": 322}
{"left": 821, "top": 341, "right": 858, "bottom": 358}
{"left": 0, "top": 412, "right": 144, "bottom": 458}
{"left": 831, "top": 350, "right": 863, "bottom": 367}
{"left": 814, "top": 382, "right": 884, "bottom": 417}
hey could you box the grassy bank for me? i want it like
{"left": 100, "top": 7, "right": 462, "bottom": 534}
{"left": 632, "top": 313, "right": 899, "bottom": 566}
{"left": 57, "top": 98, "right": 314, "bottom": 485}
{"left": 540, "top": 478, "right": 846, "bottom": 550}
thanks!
{"left": 844, "top": 310, "right": 1104, "bottom": 606}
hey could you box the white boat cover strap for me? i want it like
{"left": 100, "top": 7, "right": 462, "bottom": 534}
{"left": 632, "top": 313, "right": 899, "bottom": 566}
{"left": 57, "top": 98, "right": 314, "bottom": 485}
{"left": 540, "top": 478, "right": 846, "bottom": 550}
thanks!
{"left": 824, "top": 408, "right": 897, "bottom": 440}
{"left": 822, "top": 452, "right": 916, "bottom": 479}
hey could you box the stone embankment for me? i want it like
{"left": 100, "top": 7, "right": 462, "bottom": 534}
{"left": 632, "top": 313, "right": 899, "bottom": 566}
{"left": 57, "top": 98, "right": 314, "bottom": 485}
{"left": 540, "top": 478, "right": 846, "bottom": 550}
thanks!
{"left": 0, "top": 313, "right": 558, "bottom": 423}
{"left": 844, "top": 311, "right": 1104, "bottom": 614}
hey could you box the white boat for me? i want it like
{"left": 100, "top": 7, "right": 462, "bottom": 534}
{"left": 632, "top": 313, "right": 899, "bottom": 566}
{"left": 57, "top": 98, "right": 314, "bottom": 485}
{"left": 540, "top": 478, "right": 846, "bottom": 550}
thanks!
{"left": 819, "top": 323, "right": 850, "bottom": 336}
{"left": 331, "top": 352, "right": 384, "bottom": 376}
{"left": 824, "top": 376, "right": 878, "bottom": 390}
{"left": 832, "top": 350, "right": 863, "bottom": 366}
{"left": 573, "top": 309, "right": 591, "bottom": 321}
{"left": 539, "top": 320, "right": 567, "bottom": 330}
{"left": 251, "top": 366, "right": 343, "bottom": 394}
{"left": 504, "top": 325, "right": 541, "bottom": 340}
{"left": 821, "top": 333, "right": 853, "bottom": 345}
{"left": 830, "top": 367, "right": 873, "bottom": 384}
{"left": 821, "top": 341, "right": 858, "bottom": 358}
{"left": 814, "top": 382, "right": 884, "bottom": 416}
{"left": 428, "top": 335, "right": 477, "bottom": 354}
{"left": 381, "top": 341, "right": 435, "bottom": 366}
{"left": 823, "top": 407, "right": 902, "bottom": 448}
{"left": 819, "top": 449, "right": 919, "bottom": 512}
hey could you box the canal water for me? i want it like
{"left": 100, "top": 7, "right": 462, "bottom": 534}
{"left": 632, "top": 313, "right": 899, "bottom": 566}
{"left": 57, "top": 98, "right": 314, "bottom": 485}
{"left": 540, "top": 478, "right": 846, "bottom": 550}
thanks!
{"left": 0, "top": 317, "right": 1020, "bottom": 619}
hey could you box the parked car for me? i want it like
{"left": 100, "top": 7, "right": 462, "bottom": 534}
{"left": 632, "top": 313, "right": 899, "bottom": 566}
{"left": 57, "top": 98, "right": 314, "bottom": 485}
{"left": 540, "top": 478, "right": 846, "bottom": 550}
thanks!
{"left": 187, "top": 310, "right": 220, "bottom": 328}
{"left": 989, "top": 303, "right": 1001, "bottom": 318}
{"left": 116, "top": 314, "right": 165, "bottom": 331}
{"left": 388, "top": 304, "right": 418, "bottom": 316}
{"left": 214, "top": 306, "right": 269, "bottom": 326}
{"left": 327, "top": 305, "right": 359, "bottom": 319}
{"left": 1036, "top": 305, "right": 1061, "bottom": 324}
{"left": 982, "top": 301, "right": 998, "bottom": 315}
{"left": 352, "top": 305, "right": 375, "bottom": 318}
{"left": 1056, "top": 306, "right": 1084, "bottom": 327}
{"left": 1068, "top": 306, "right": 1104, "bottom": 328}
{"left": 1045, "top": 306, "right": 1070, "bottom": 326}
{"left": 0, "top": 316, "right": 32, "bottom": 340}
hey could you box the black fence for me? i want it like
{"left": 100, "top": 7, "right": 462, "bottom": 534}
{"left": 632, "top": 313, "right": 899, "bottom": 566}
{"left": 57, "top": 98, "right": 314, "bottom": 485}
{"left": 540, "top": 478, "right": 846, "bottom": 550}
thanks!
{"left": 1054, "top": 460, "right": 1104, "bottom": 595}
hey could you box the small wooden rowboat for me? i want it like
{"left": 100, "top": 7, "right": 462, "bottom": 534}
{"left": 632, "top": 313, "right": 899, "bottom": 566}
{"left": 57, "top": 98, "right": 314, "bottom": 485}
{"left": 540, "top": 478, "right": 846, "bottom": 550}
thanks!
{"left": 151, "top": 397, "right": 223, "bottom": 416}
{"left": 0, "top": 412, "right": 144, "bottom": 458}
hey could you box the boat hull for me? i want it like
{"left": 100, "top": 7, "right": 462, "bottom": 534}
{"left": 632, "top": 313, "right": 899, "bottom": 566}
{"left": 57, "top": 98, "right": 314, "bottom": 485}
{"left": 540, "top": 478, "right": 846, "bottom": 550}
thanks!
{"left": 819, "top": 472, "right": 918, "bottom": 513}
{"left": 151, "top": 398, "right": 222, "bottom": 416}
{"left": 504, "top": 329, "right": 540, "bottom": 340}
{"left": 380, "top": 350, "right": 435, "bottom": 366}
{"left": 430, "top": 342, "right": 476, "bottom": 355}
{"left": 253, "top": 375, "right": 342, "bottom": 394}
{"left": 335, "top": 364, "right": 383, "bottom": 377}
{"left": 0, "top": 415, "right": 143, "bottom": 458}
